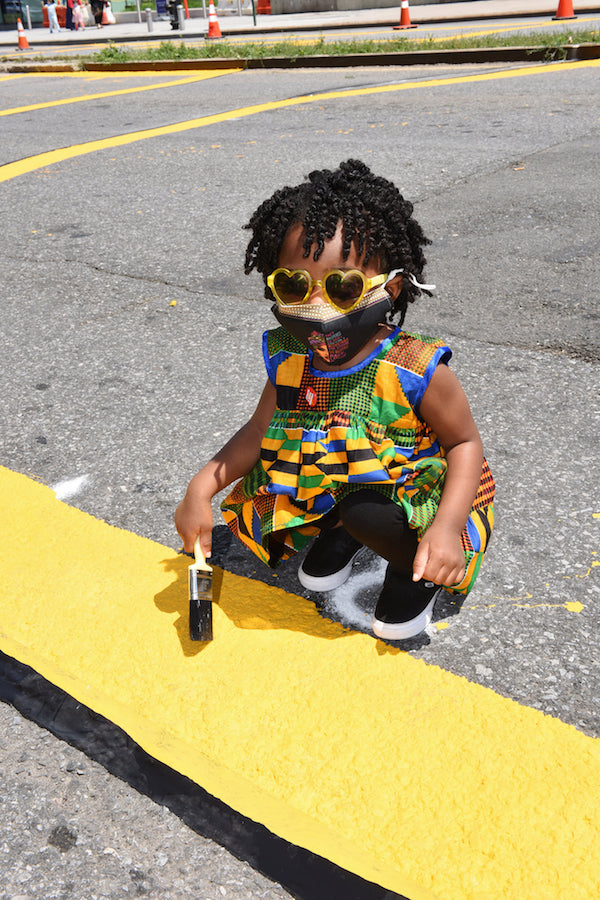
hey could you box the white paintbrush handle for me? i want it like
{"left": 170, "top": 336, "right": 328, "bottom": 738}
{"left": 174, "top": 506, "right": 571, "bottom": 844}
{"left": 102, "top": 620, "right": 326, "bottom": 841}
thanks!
{"left": 193, "top": 536, "right": 212, "bottom": 572}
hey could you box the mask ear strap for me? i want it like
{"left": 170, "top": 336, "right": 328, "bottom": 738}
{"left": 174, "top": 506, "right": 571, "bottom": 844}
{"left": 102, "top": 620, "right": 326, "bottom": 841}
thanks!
{"left": 385, "top": 268, "right": 436, "bottom": 294}
{"left": 408, "top": 272, "right": 436, "bottom": 294}
{"left": 384, "top": 268, "right": 404, "bottom": 287}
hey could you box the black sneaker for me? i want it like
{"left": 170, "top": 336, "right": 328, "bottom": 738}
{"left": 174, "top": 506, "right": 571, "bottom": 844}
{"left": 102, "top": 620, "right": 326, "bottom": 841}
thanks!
{"left": 372, "top": 566, "right": 440, "bottom": 640}
{"left": 298, "top": 526, "right": 364, "bottom": 591}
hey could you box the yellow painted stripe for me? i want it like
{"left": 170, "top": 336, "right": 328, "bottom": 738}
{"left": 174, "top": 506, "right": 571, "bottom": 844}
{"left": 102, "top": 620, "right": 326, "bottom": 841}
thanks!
{"left": 0, "top": 70, "right": 239, "bottom": 117}
{"left": 1, "top": 41, "right": 115, "bottom": 58}
{"left": 433, "top": 16, "right": 598, "bottom": 41}
{"left": 1, "top": 59, "right": 598, "bottom": 184}
{"left": 230, "top": 17, "right": 598, "bottom": 45}
{"left": 2, "top": 464, "right": 600, "bottom": 898}
{"left": 2, "top": 70, "right": 219, "bottom": 78}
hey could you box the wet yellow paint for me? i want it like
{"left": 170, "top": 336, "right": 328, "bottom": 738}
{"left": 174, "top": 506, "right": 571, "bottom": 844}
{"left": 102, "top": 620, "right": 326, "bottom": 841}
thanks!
{"left": 2, "top": 465, "right": 600, "bottom": 898}
{"left": 0, "top": 71, "right": 239, "bottom": 118}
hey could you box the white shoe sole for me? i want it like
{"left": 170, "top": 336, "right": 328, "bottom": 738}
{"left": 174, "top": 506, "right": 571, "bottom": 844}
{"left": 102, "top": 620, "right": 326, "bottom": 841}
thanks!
{"left": 372, "top": 590, "right": 440, "bottom": 640}
{"left": 298, "top": 547, "right": 364, "bottom": 592}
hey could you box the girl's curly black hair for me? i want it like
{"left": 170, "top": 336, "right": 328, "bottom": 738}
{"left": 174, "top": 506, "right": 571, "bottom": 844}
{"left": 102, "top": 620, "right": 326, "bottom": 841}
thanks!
{"left": 244, "top": 158, "right": 430, "bottom": 326}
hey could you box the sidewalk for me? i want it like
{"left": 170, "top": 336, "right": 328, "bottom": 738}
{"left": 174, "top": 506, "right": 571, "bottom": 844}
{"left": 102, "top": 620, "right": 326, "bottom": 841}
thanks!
{"left": 2, "top": 0, "right": 600, "bottom": 47}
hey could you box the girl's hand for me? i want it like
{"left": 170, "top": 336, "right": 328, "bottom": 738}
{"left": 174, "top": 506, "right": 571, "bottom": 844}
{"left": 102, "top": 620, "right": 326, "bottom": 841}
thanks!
{"left": 412, "top": 521, "right": 465, "bottom": 588}
{"left": 175, "top": 492, "right": 214, "bottom": 559}
{"left": 415, "top": 363, "right": 485, "bottom": 589}
{"left": 174, "top": 379, "right": 277, "bottom": 559}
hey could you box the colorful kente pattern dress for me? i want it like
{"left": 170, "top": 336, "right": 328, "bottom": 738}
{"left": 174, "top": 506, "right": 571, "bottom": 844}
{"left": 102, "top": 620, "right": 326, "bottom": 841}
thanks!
{"left": 221, "top": 326, "right": 495, "bottom": 595}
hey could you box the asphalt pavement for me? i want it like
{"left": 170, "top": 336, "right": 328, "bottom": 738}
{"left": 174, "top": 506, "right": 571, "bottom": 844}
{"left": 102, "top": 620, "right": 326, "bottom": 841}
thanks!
{"left": 1, "top": 20, "right": 599, "bottom": 900}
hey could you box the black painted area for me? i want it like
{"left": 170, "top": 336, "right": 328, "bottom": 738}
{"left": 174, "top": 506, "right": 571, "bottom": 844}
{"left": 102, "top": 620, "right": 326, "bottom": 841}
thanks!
{"left": 0, "top": 650, "right": 408, "bottom": 900}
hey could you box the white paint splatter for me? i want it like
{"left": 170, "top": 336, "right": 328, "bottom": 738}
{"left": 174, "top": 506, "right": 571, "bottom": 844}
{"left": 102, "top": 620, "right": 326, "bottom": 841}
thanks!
{"left": 52, "top": 474, "right": 91, "bottom": 501}
{"left": 326, "top": 556, "right": 386, "bottom": 632}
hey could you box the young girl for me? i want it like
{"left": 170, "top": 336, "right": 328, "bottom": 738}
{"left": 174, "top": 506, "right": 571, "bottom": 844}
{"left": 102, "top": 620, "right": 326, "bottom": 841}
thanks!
{"left": 72, "top": 0, "right": 85, "bottom": 30}
{"left": 175, "top": 159, "right": 494, "bottom": 640}
{"left": 45, "top": 0, "right": 61, "bottom": 33}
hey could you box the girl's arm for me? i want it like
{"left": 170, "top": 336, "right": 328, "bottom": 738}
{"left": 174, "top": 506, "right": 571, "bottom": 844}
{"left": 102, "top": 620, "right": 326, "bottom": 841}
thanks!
{"left": 413, "top": 364, "right": 484, "bottom": 587}
{"left": 175, "top": 379, "right": 277, "bottom": 557}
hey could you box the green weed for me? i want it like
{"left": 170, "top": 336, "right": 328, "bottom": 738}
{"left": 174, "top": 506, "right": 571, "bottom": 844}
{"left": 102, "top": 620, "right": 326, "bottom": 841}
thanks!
{"left": 85, "top": 27, "right": 600, "bottom": 63}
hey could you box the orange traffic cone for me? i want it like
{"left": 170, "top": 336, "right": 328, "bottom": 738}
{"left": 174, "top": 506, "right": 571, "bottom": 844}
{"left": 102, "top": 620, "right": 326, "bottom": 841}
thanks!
{"left": 16, "top": 17, "right": 30, "bottom": 50}
{"left": 256, "top": 0, "right": 271, "bottom": 12}
{"left": 393, "top": 0, "right": 417, "bottom": 30}
{"left": 553, "top": 0, "right": 577, "bottom": 18}
{"left": 206, "top": 0, "right": 222, "bottom": 39}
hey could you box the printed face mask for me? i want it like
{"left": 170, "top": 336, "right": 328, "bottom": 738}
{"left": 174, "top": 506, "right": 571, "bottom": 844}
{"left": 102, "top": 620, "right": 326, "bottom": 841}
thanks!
{"left": 272, "top": 282, "right": 394, "bottom": 365}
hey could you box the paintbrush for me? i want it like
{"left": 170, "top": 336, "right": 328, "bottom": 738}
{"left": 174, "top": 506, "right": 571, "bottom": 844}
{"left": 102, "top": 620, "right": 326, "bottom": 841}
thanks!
{"left": 188, "top": 536, "right": 213, "bottom": 642}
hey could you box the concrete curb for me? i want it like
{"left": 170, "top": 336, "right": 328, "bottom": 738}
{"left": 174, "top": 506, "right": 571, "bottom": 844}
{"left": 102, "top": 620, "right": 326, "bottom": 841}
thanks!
{"left": 1, "top": 42, "right": 599, "bottom": 71}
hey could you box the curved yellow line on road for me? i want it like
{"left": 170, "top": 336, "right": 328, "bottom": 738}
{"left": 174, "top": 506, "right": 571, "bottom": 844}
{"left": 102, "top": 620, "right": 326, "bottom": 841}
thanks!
{"left": 434, "top": 16, "right": 598, "bottom": 41}
{"left": 224, "top": 17, "right": 598, "bottom": 45}
{"left": 1, "top": 58, "right": 598, "bottom": 184}
{"left": 0, "top": 70, "right": 239, "bottom": 117}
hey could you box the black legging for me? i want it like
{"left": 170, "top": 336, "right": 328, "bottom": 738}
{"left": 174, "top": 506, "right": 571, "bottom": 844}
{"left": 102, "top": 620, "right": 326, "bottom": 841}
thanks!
{"left": 336, "top": 489, "right": 419, "bottom": 574}
{"left": 91, "top": 0, "right": 103, "bottom": 24}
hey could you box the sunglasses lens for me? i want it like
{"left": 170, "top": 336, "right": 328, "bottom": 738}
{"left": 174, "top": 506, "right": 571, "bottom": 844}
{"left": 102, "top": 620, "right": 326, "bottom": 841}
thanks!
{"left": 324, "top": 271, "right": 365, "bottom": 308}
{"left": 273, "top": 270, "right": 310, "bottom": 305}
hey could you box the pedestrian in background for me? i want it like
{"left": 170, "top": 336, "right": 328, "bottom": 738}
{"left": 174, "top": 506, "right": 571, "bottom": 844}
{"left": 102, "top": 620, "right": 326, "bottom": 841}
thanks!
{"left": 72, "top": 0, "right": 85, "bottom": 29}
{"left": 166, "top": 0, "right": 179, "bottom": 29}
{"left": 45, "top": 0, "right": 61, "bottom": 32}
{"left": 90, "top": 0, "right": 104, "bottom": 27}
{"left": 103, "top": 0, "right": 116, "bottom": 23}
{"left": 81, "top": 0, "right": 93, "bottom": 25}
{"left": 65, "top": 0, "right": 74, "bottom": 30}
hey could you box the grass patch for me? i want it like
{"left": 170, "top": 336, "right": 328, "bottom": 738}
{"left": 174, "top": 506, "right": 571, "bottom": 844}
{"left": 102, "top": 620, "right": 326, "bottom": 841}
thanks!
{"left": 82, "top": 27, "right": 600, "bottom": 62}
